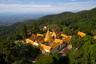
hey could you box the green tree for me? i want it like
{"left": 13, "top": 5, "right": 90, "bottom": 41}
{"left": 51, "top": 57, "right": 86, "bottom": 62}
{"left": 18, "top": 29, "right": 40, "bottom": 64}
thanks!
{"left": 35, "top": 54, "right": 53, "bottom": 64}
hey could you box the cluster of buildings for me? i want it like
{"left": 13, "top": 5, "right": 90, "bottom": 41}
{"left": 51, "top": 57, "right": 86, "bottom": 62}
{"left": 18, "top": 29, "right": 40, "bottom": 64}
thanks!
{"left": 25, "top": 26, "right": 87, "bottom": 55}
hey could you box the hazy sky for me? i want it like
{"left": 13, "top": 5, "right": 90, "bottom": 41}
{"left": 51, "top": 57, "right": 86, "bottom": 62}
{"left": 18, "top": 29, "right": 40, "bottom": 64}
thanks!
{"left": 0, "top": 0, "right": 96, "bottom": 14}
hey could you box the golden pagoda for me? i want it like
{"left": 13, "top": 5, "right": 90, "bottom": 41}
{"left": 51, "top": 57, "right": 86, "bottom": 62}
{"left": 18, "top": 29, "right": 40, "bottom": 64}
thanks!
{"left": 50, "top": 39, "right": 63, "bottom": 48}
{"left": 77, "top": 31, "right": 86, "bottom": 37}
{"left": 40, "top": 44, "right": 51, "bottom": 53}
{"left": 51, "top": 31, "right": 57, "bottom": 38}
{"left": 37, "top": 33, "right": 44, "bottom": 37}
{"left": 61, "top": 34, "right": 72, "bottom": 43}
{"left": 25, "top": 39, "right": 39, "bottom": 46}
{"left": 44, "top": 30, "right": 51, "bottom": 42}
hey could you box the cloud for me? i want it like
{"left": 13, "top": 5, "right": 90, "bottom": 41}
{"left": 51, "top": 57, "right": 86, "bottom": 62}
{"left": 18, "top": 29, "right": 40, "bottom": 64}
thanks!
{"left": 0, "top": 1, "right": 96, "bottom": 14}
{"left": 0, "top": 0, "right": 95, "bottom": 4}
{"left": 0, "top": 4, "right": 52, "bottom": 13}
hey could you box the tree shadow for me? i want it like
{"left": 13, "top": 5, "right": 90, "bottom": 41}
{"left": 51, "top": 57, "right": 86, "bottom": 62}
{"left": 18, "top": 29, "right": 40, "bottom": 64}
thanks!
{"left": 53, "top": 56, "right": 69, "bottom": 64}
{"left": 0, "top": 53, "right": 7, "bottom": 64}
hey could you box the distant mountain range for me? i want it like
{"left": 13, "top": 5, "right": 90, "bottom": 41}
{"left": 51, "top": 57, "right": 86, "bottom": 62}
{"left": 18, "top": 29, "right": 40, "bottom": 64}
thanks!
{"left": 0, "top": 13, "right": 46, "bottom": 26}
